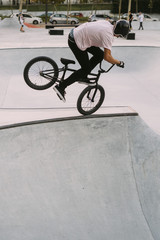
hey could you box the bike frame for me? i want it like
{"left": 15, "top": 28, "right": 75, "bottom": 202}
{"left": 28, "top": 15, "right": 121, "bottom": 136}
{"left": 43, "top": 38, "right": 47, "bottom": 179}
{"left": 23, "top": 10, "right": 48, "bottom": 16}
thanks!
{"left": 41, "top": 60, "right": 115, "bottom": 86}
{"left": 24, "top": 56, "right": 116, "bottom": 114}
{"left": 56, "top": 61, "right": 115, "bottom": 84}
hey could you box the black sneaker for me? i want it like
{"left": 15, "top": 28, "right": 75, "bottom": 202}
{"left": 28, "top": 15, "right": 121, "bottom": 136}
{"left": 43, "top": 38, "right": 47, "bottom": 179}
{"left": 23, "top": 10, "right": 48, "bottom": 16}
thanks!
{"left": 53, "top": 85, "right": 66, "bottom": 102}
{"left": 78, "top": 78, "right": 96, "bottom": 86}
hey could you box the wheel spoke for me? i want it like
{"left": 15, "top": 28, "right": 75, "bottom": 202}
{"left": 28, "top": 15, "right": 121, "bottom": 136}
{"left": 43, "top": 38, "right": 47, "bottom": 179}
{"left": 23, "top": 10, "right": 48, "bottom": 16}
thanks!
{"left": 24, "top": 56, "right": 59, "bottom": 90}
{"left": 28, "top": 61, "right": 54, "bottom": 86}
{"left": 81, "top": 89, "right": 101, "bottom": 111}
{"left": 77, "top": 85, "right": 105, "bottom": 115}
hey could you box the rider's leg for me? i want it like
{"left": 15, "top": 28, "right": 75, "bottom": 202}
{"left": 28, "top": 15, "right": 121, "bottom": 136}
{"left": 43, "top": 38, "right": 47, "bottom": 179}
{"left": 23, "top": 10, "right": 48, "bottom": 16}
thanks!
{"left": 59, "top": 40, "right": 103, "bottom": 89}
{"left": 53, "top": 37, "right": 103, "bottom": 101}
{"left": 59, "top": 39, "right": 90, "bottom": 90}
{"left": 87, "top": 46, "right": 104, "bottom": 72}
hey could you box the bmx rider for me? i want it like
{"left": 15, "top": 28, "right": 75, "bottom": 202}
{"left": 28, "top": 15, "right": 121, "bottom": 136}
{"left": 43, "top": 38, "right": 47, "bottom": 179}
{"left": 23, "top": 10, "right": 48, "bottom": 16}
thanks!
{"left": 53, "top": 19, "right": 129, "bottom": 102}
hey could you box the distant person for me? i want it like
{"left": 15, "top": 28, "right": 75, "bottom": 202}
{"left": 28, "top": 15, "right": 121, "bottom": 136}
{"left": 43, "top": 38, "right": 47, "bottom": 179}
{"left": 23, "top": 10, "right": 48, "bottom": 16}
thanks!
{"left": 53, "top": 20, "right": 129, "bottom": 102}
{"left": 138, "top": 12, "right": 144, "bottom": 30}
{"left": 129, "top": 11, "right": 133, "bottom": 30}
{"left": 18, "top": 12, "right": 25, "bottom": 32}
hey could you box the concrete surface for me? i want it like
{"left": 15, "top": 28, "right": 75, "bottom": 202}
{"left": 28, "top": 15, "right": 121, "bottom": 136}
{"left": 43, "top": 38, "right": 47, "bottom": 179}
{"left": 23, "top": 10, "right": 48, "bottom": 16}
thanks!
{"left": 0, "top": 18, "right": 160, "bottom": 133}
{"left": 0, "top": 115, "right": 160, "bottom": 240}
{"left": 0, "top": 106, "right": 136, "bottom": 126}
{"left": 0, "top": 17, "right": 160, "bottom": 240}
{"left": 0, "top": 18, "right": 160, "bottom": 48}
{"left": 0, "top": 45, "right": 159, "bottom": 133}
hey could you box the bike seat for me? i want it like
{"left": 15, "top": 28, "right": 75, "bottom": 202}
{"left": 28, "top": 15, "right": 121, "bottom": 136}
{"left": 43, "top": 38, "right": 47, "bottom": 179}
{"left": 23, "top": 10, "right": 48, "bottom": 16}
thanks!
{"left": 60, "top": 58, "right": 75, "bottom": 65}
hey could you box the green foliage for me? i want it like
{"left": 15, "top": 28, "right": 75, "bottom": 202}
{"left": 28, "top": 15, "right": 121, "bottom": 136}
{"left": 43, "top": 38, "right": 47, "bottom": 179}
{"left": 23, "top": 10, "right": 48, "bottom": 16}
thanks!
{"left": 40, "top": 0, "right": 64, "bottom": 4}
{"left": 1, "top": 1, "right": 159, "bottom": 13}
{"left": 0, "top": 14, "right": 10, "bottom": 19}
{"left": 75, "top": 16, "right": 88, "bottom": 23}
{"left": 0, "top": 5, "right": 19, "bottom": 10}
{"left": 112, "top": 0, "right": 160, "bottom": 13}
{"left": 26, "top": 3, "right": 112, "bottom": 12}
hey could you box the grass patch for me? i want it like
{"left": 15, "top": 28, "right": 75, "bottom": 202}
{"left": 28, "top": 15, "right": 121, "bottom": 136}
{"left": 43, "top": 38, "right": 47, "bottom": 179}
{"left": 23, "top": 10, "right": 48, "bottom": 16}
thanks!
{"left": 26, "top": 3, "right": 112, "bottom": 12}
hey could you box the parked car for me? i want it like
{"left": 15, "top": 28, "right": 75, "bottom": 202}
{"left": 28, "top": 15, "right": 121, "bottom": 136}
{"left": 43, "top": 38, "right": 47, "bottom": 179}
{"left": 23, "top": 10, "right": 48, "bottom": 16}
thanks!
{"left": 49, "top": 14, "right": 79, "bottom": 25}
{"left": 121, "top": 13, "right": 159, "bottom": 21}
{"left": 69, "top": 12, "right": 83, "bottom": 18}
{"left": 88, "top": 14, "right": 112, "bottom": 22}
{"left": 121, "top": 13, "right": 137, "bottom": 21}
{"left": 10, "top": 13, "right": 42, "bottom": 24}
{"left": 39, "top": 12, "right": 53, "bottom": 18}
{"left": 143, "top": 14, "right": 159, "bottom": 21}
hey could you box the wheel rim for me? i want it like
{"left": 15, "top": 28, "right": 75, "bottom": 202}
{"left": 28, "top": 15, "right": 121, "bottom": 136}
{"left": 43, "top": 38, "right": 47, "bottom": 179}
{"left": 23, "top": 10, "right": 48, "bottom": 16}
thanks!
{"left": 81, "top": 88, "right": 102, "bottom": 112}
{"left": 28, "top": 60, "right": 56, "bottom": 87}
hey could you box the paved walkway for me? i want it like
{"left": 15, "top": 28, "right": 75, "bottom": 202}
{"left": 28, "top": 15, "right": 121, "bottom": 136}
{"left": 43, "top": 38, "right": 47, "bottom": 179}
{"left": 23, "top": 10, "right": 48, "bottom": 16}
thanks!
{"left": 0, "top": 18, "right": 160, "bottom": 48}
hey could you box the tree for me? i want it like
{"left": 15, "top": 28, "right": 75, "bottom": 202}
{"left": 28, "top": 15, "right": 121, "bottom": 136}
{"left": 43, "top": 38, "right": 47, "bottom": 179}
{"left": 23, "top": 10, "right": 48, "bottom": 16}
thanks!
{"left": 40, "top": 0, "right": 64, "bottom": 4}
{"left": 118, "top": 0, "right": 122, "bottom": 19}
{"left": 148, "top": 0, "right": 153, "bottom": 13}
{"left": 19, "top": 0, "right": 23, "bottom": 11}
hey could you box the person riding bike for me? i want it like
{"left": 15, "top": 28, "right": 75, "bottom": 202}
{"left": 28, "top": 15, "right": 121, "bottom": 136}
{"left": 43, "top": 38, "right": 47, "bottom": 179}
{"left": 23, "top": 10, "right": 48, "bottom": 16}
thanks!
{"left": 53, "top": 19, "right": 129, "bottom": 102}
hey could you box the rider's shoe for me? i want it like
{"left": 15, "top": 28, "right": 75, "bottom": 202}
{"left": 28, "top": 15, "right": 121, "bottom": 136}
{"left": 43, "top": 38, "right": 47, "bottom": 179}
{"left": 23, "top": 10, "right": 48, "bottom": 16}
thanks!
{"left": 53, "top": 85, "right": 66, "bottom": 102}
{"left": 78, "top": 78, "right": 96, "bottom": 86}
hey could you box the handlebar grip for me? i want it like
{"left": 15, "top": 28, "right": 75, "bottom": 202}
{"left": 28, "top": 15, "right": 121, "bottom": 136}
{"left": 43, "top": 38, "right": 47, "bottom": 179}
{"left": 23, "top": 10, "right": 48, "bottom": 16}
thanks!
{"left": 117, "top": 61, "right": 124, "bottom": 68}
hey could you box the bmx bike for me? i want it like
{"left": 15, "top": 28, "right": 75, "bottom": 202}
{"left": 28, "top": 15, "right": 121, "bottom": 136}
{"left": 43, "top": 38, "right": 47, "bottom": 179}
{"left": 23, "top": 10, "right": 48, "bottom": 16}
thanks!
{"left": 23, "top": 56, "right": 114, "bottom": 115}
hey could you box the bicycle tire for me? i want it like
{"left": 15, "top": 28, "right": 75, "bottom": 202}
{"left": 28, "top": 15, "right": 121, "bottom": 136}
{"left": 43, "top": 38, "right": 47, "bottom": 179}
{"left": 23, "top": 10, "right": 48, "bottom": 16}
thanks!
{"left": 23, "top": 56, "right": 59, "bottom": 90}
{"left": 77, "top": 85, "right": 105, "bottom": 115}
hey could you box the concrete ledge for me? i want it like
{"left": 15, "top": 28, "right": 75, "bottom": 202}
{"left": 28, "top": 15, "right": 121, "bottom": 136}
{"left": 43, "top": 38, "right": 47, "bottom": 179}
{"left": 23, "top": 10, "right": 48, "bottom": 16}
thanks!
{"left": 49, "top": 29, "right": 64, "bottom": 35}
{"left": 127, "top": 32, "right": 135, "bottom": 40}
{"left": 0, "top": 106, "right": 137, "bottom": 128}
{"left": 46, "top": 24, "right": 79, "bottom": 29}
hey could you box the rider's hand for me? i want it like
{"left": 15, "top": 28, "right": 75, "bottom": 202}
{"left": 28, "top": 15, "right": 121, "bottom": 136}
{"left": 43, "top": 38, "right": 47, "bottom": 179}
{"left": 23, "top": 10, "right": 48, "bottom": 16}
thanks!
{"left": 117, "top": 61, "right": 124, "bottom": 68}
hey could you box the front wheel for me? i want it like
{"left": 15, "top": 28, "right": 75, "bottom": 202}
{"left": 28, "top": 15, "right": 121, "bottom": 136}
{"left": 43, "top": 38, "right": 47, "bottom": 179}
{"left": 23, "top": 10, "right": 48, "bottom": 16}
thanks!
{"left": 23, "top": 56, "right": 59, "bottom": 90}
{"left": 77, "top": 85, "right": 105, "bottom": 115}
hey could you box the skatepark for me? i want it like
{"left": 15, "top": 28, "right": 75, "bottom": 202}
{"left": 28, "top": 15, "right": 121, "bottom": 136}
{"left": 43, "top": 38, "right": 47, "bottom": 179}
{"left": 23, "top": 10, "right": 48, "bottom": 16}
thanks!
{"left": 0, "top": 17, "right": 160, "bottom": 239}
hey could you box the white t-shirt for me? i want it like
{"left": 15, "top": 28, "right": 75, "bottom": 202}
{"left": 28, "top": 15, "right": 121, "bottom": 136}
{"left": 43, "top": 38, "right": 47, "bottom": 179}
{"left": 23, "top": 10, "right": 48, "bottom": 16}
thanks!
{"left": 74, "top": 20, "right": 114, "bottom": 51}
{"left": 19, "top": 15, "right": 24, "bottom": 25}
{"left": 138, "top": 14, "right": 144, "bottom": 22}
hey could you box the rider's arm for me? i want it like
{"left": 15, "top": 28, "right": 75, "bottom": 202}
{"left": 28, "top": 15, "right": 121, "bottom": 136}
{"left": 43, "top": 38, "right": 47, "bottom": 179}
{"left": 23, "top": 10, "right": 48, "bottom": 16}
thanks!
{"left": 104, "top": 48, "right": 121, "bottom": 65}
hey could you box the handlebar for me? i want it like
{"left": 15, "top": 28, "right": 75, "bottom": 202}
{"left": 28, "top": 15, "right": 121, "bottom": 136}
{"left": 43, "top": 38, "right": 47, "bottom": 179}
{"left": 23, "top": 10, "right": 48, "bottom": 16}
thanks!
{"left": 99, "top": 62, "right": 115, "bottom": 73}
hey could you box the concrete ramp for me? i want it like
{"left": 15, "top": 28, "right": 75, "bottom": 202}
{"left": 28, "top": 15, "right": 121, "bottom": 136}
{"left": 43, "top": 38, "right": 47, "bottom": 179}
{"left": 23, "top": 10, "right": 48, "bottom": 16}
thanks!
{"left": 0, "top": 17, "right": 20, "bottom": 30}
{"left": 0, "top": 114, "right": 160, "bottom": 240}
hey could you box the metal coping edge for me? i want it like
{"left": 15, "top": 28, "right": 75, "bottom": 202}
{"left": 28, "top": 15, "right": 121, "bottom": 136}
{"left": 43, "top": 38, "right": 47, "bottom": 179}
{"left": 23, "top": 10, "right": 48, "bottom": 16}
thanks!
{"left": 0, "top": 46, "right": 159, "bottom": 51}
{"left": 0, "top": 112, "right": 138, "bottom": 130}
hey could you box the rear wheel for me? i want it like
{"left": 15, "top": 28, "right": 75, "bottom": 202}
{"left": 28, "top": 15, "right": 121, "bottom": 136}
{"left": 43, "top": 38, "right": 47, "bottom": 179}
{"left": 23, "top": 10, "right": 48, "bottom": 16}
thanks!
{"left": 77, "top": 85, "right": 105, "bottom": 115}
{"left": 33, "top": 20, "right": 38, "bottom": 24}
{"left": 23, "top": 56, "right": 59, "bottom": 90}
{"left": 52, "top": 20, "right": 57, "bottom": 24}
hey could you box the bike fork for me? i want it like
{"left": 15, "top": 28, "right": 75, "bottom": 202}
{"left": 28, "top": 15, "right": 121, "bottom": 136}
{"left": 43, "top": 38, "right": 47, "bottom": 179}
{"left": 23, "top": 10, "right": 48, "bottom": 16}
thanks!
{"left": 87, "top": 87, "right": 98, "bottom": 102}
